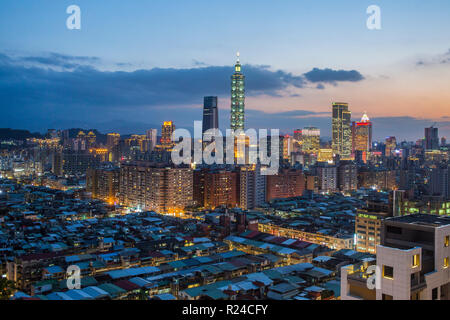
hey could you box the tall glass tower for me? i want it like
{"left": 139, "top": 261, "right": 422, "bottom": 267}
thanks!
{"left": 332, "top": 102, "right": 352, "bottom": 159}
{"left": 202, "top": 96, "right": 219, "bottom": 134}
{"left": 231, "top": 52, "right": 245, "bottom": 131}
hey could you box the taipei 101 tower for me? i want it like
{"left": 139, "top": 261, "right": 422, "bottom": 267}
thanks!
{"left": 230, "top": 52, "right": 245, "bottom": 131}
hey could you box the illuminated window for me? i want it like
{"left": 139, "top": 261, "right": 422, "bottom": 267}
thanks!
{"left": 444, "top": 257, "right": 449, "bottom": 269}
{"left": 412, "top": 254, "right": 420, "bottom": 268}
{"left": 383, "top": 265, "right": 394, "bottom": 279}
{"left": 445, "top": 236, "right": 449, "bottom": 247}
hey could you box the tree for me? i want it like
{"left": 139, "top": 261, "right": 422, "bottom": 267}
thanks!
{"left": 0, "top": 278, "right": 16, "bottom": 300}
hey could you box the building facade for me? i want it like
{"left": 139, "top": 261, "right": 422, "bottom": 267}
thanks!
{"left": 332, "top": 102, "right": 352, "bottom": 159}
{"left": 230, "top": 53, "right": 245, "bottom": 131}
{"left": 119, "top": 162, "right": 193, "bottom": 214}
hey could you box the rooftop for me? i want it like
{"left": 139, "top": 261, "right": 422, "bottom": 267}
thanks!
{"left": 386, "top": 214, "right": 450, "bottom": 227}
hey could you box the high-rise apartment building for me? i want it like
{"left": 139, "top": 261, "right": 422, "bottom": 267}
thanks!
{"left": 332, "top": 102, "right": 352, "bottom": 159}
{"left": 87, "top": 165, "right": 120, "bottom": 204}
{"left": 231, "top": 53, "right": 245, "bottom": 131}
{"left": 316, "top": 163, "right": 337, "bottom": 193}
{"left": 355, "top": 210, "right": 386, "bottom": 254}
{"left": 106, "top": 133, "right": 121, "bottom": 162}
{"left": 119, "top": 162, "right": 193, "bottom": 214}
{"left": 203, "top": 169, "right": 239, "bottom": 209}
{"left": 239, "top": 164, "right": 267, "bottom": 210}
{"left": 337, "top": 160, "right": 358, "bottom": 192}
{"left": 266, "top": 168, "right": 305, "bottom": 202}
{"left": 342, "top": 214, "right": 450, "bottom": 300}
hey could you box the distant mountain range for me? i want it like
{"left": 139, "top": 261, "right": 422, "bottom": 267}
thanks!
{"left": 0, "top": 128, "right": 42, "bottom": 140}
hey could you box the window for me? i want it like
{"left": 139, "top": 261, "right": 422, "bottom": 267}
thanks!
{"left": 432, "top": 288, "right": 438, "bottom": 300}
{"left": 445, "top": 236, "right": 449, "bottom": 247}
{"left": 382, "top": 294, "right": 393, "bottom": 300}
{"left": 412, "top": 254, "right": 420, "bottom": 268}
{"left": 383, "top": 265, "right": 394, "bottom": 279}
{"left": 444, "top": 257, "right": 449, "bottom": 269}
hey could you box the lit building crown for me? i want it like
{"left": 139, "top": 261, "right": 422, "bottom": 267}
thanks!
{"left": 361, "top": 113, "right": 370, "bottom": 123}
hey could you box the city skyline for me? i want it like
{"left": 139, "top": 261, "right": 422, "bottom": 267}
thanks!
{"left": 1, "top": 1, "right": 450, "bottom": 140}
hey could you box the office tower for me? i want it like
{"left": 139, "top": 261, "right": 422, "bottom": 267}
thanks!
{"left": 146, "top": 129, "right": 157, "bottom": 151}
{"left": 332, "top": 102, "right": 352, "bottom": 159}
{"left": 302, "top": 127, "right": 320, "bottom": 154}
{"left": 318, "top": 149, "right": 333, "bottom": 163}
{"left": 119, "top": 162, "right": 193, "bottom": 214}
{"left": 282, "top": 135, "right": 294, "bottom": 162}
{"left": 337, "top": 160, "right": 358, "bottom": 192}
{"left": 385, "top": 136, "right": 397, "bottom": 157}
{"left": 425, "top": 126, "right": 439, "bottom": 150}
{"left": 202, "top": 96, "right": 219, "bottom": 134}
{"left": 442, "top": 137, "right": 447, "bottom": 147}
{"left": 352, "top": 113, "right": 372, "bottom": 154}
{"left": 203, "top": 170, "right": 239, "bottom": 209}
{"left": 293, "top": 129, "right": 303, "bottom": 152}
{"left": 239, "top": 164, "right": 267, "bottom": 210}
{"left": 294, "top": 129, "right": 303, "bottom": 142}
{"left": 342, "top": 214, "right": 450, "bottom": 300}
{"left": 316, "top": 163, "right": 337, "bottom": 193}
{"left": 231, "top": 52, "right": 245, "bottom": 131}
{"left": 266, "top": 168, "right": 305, "bottom": 202}
{"left": 161, "top": 121, "right": 175, "bottom": 149}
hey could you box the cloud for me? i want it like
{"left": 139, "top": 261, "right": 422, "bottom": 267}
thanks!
{"left": 0, "top": 52, "right": 365, "bottom": 131}
{"left": 316, "top": 83, "right": 325, "bottom": 90}
{"left": 16, "top": 52, "right": 101, "bottom": 70}
{"left": 303, "top": 68, "right": 365, "bottom": 83}
{"left": 416, "top": 48, "right": 450, "bottom": 66}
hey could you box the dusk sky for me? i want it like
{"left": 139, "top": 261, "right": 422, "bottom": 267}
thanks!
{"left": 0, "top": 0, "right": 449, "bottom": 140}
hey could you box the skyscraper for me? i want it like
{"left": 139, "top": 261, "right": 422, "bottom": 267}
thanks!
{"left": 352, "top": 113, "right": 373, "bottom": 153}
{"left": 146, "top": 129, "right": 157, "bottom": 151}
{"left": 202, "top": 96, "right": 219, "bottom": 134}
{"left": 425, "top": 126, "right": 439, "bottom": 150}
{"left": 161, "top": 121, "right": 175, "bottom": 149}
{"left": 385, "top": 136, "right": 397, "bottom": 157}
{"left": 302, "top": 127, "right": 320, "bottom": 154}
{"left": 239, "top": 164, "right": 266, "bottom": 210}
{"left": 332, "top": 102, "right": 352, "bottom": 159}
{"left": 231, "top": 52, "right": 245, "bottom": 131}
{"left": 107, "top": 133, "right": 121, "bottom": 162}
